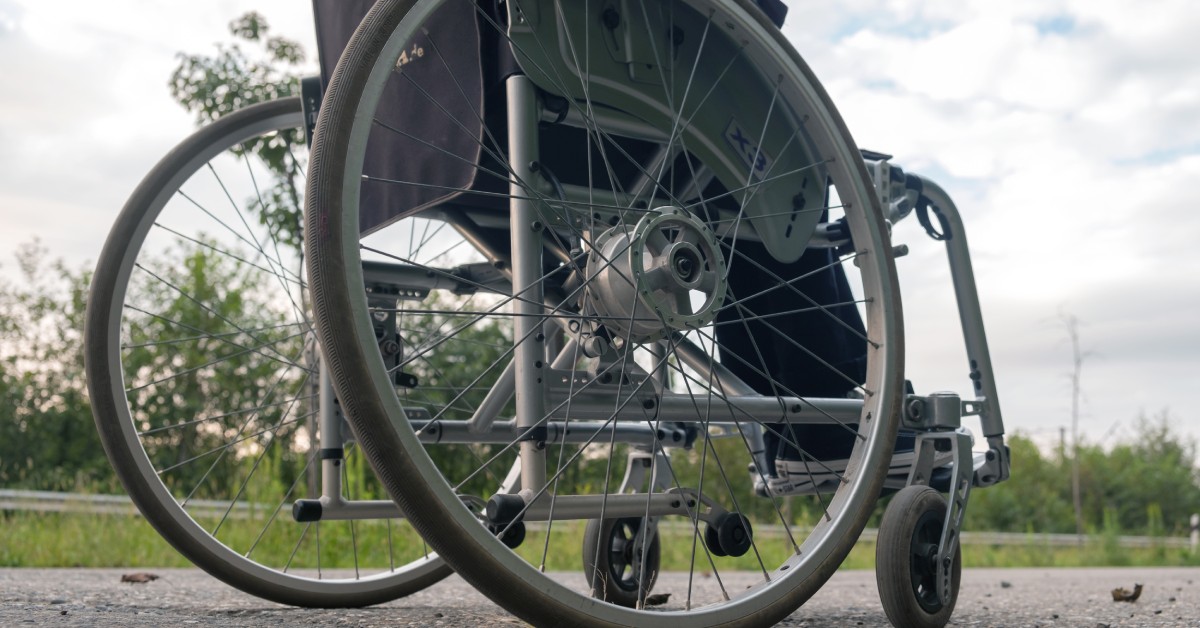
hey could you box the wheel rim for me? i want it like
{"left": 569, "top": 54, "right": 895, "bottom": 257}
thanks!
{"left": 307, "top": 0, "right": 903, "bottom": 623}
{"left": 607, "top": 519, "right": 654, "bottom": 592}
{"left": 909, "top": 509, "right": 945, "bottom": 614}
{"left": 85, "top": 99, "right": 445, "bottom": 603}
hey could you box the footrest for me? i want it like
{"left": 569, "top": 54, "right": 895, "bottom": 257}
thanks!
{"left": 760, "top": 446, "right": 957, "bottom": 497}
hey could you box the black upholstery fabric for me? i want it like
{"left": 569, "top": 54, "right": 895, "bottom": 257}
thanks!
{"left": 755, "top": 0, "right": 788, "bottom": 27}
{"left": 713, "top": 240, "right": 867, "bottom": 472}
{"left": 313, "top": 0, "right": 485, "bottom": 235}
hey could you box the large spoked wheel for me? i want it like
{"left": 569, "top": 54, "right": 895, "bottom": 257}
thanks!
{"left": 84, "top": 97, "right": 450, "bottom": 607}
{"left": 307, "top": 0, "right": 903, "bottom": 625}
{"left": 876, "top": 485, "right": 961, "bottom": 628}
{"left": 582, "top": 517, "right": 661, "bottom": 607}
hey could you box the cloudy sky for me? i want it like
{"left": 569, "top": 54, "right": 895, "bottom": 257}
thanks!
{"left": 2, "top": 0, "right": 1197, "bottom": 450}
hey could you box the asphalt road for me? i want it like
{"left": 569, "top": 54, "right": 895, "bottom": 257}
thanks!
{"left": 2, "top": 567, "right": 1198, "bottom": 627}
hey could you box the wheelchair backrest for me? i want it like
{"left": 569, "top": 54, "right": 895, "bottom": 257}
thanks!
{"left": 312, "top": 0, "right": 486, "bottom": 234}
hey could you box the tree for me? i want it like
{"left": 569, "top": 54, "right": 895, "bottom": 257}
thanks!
{"left": 0, "top": 242, "right": 113, "bottom": 490}
{"left": 967, "top": 415, "right": 1200, "bottom": 536}
{"left": 1081, "top": 411, "right": 1200, "bottom": 535}
{"left": 171, "top": 11, "right": 309, "bottom": 250}
{"left": 1064, "top": 312, "right": 1086, "bottom": 538}
{"left": 119, "top": 238, "right": 307, "bottom": 499}
{"left": 965, "top": 434, "right": 1075, "bottom": 533}
{"left": 170, "top": 12, "right": 306, "bottom": 127}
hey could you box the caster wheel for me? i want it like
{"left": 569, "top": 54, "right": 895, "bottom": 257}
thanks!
{"left": 704, "top": 512, "right": 753, "bottom": 558}
{"left": 583, "top": 518, "right": 660, "bottom": 607}
{"left": 876, "top": 485, "right": 961, "bottom": 628}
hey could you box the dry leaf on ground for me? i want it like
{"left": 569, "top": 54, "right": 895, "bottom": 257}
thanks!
{"left": 121, "top": 573, "right": 160, "bottom": 584}
{"left": 1111, "top": 583, "right": 1143, "bottom": 602}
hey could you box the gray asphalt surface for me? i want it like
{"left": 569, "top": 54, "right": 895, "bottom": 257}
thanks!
{"left": 2, "top": 567, "right": 1198, "bottom": 626}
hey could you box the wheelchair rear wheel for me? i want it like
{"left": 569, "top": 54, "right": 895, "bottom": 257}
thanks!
{"left": 85, "top": 97, "right": 451, "bottom": 607}
{"left": 307, "top": 0, "right": 904, "bottom": 624}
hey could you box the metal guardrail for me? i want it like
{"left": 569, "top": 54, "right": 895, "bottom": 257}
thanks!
{"left": 1, "top": 489, "right": 1193, "bottom": 549}
{"left": 654, "top": 521, "right": 1193, "bottom": 549}
{"left": 859, "top": 528, "right": 1192, "bottom": 549}
{"left": 0, "top": 489, "right": 258, "bottom": 520}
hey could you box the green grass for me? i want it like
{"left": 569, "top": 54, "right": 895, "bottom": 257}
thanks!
{"left": 4, "top": 510, "right": 1200, "bottom": 570}
{"left": 2, "top": 511, "right": 192, "bottom": 568}
{"left": 0, "top": 510, "right": 432, "bottom": 570}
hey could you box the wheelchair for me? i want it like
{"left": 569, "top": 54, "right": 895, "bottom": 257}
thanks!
{"left": 302, "top": 0, "right": 1012, "bottom": 625}
{"left": 85, "top": 0, "right": 1010, "bottom": 625}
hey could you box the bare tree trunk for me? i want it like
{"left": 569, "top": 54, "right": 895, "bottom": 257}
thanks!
{"left": 1065, "top": 314, "right": 1085, "bottom": 541}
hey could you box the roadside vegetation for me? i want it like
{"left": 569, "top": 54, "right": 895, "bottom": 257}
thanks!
{"left": 5, "top": 509, "right": 1199, "bottom": 570}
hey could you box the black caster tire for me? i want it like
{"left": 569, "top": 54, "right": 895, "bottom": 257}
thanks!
{"left": 583, "top": 517, "right": 661, "bottom": 607}
{"left": 489, "top": 521, "right": 526, "bottom": 549}
{"left": 876, "top": 485, "right": 961, "bottom": 628}
{"left": 704, "top": 512, "right": 753, "bottom": 558}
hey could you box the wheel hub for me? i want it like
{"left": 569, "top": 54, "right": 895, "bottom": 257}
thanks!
{"left": 585, "top": 208, "right": 727, "bottom": 342}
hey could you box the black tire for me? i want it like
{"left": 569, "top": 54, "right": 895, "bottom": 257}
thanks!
{"left": 583, "top": 517, "right": 661, "bottom": 607}
{"left": 84, "top": 97, "right": 451, "bottom": 607}
{"left": 875, "top": 485, "right": 962, "bottom": 628}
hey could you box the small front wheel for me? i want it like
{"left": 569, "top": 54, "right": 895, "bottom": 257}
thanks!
{"left": 876, "top": 485, "right": 961, "bottom": 628}
{"left": 583, "top": 517, "right": 661, "bottom": 608}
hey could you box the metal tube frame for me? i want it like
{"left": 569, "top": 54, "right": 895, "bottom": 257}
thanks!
{"left": 507, "top": 74, "right": 550, "bottom": 498}
{"left": 290, "top": 351, "right": 406, "bottom": 522}
{"left": 914, "top": 175, "right": 1010, "bottom": 486}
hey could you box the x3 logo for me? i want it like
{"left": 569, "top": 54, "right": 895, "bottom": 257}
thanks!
{"left": 723, "top": 118, "right": 774, "bottom": 183}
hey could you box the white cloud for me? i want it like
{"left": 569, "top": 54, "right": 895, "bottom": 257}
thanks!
{"left": 0, "top": 0, "right": 317, "bottom": 272}
{"left": 776, "top": 1, "right": 1200, "bottom": 444}
{"left": 819, "top": 2, "right": 1200, "bottom": 168}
